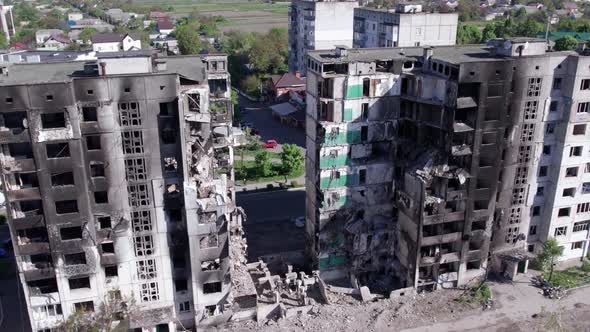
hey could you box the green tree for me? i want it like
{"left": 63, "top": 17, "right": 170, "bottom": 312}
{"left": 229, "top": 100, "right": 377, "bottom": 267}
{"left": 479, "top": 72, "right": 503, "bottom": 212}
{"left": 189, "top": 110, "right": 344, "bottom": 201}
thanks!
{"left": 481, "top": 24, "right": 497, "bottom": 43}
{"left": 456, "top": 24, "right": 482, "bottom": 45}
{"left": 79, "top": 27, "right": 98, "bottom": 44}
{"left": 515, "top": 18, "right": 544, "bottom": 37}
{"left": 249, "top": 28, "right": 288, "bottom": 73}
{"left": 538, "top": 238, "right": 564, "bottom": 284}
{"left": 0, "top": 32, "right": 7, "bottom": 49}
{"left": 554, "top": 36, "right": 578, "bottom": 51}
{"left": 175, "top": 24, "right": 202, "bottom": 55}
{"left": 14, "top": 3, "right": 39, "bottom": 25}
{"left": 222, "top": 30, "right": 256, "bottom": 55}
{"left": 240, "top": 75, "right": 261, "bottom": 97}
{"left": 254, "top": 150, "right": 274, "bottom": 178}
{"left": 280, "top": 144, "right": 303, "bottom": 181}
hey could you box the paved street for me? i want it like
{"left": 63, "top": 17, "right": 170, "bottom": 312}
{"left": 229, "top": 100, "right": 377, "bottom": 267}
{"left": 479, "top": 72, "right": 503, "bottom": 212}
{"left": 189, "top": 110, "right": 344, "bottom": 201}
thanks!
{"left": 0, "top": 225, "right": 31, "bottom": 332}
{"left": 236, "top": 189, "right": 306, "bottom": 262}
{"left": 238, "top": 93, "right": 306, "bottom": 148}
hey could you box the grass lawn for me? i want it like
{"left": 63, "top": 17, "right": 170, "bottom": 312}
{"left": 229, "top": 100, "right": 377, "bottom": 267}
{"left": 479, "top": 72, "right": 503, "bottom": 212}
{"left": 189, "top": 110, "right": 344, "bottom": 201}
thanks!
{"left": 235, "top": 148, "right": 281, "bottom": 159}
{"left": 235, "top": 160, "right": 303, "bottom": 184}
{"left": 545, "top": 266, "right": 590, "bottom": 289}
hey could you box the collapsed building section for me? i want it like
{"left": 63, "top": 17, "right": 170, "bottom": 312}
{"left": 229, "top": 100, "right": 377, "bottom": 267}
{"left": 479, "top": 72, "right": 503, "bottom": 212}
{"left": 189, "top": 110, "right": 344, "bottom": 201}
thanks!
{"left": 0, "top": 51, "right": 244, "bottom": 331}
{"left": 306, "top": 39, "right": 590, "bottom": 293}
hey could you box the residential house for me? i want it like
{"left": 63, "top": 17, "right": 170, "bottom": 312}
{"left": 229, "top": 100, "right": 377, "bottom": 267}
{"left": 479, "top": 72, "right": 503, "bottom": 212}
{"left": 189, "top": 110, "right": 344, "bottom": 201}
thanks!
{"left": 35, "top": 29, "right": 62, "bottom": 45}
{"left": 41, "top": 34, "right": 71, "bottom": 50}
{"left": 156, "top": 19, "right": 174, "bottom": 37}
{"left": 268, "top": 72, "right": 306, "bottom": 101}
{"left": 91, "top": 33, "right": 142, "bottom": 52}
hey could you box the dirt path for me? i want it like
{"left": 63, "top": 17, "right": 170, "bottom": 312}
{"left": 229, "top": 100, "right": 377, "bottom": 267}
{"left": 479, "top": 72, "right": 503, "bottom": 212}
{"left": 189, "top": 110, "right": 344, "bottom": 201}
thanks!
{"left": 401, "top": 276, "right": 590, "bottom": 332}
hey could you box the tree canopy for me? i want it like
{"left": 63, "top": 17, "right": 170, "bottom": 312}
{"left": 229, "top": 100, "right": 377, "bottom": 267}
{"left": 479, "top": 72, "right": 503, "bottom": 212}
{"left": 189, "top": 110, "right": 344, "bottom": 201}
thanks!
{"left": 554, "top": 35, "right": 578, "bottom": 51}
{"left": 280, "top": 144, "right": 304, "bottom": 180}
{"left": 175, "top": 24, "right": 202, "bottom": 55}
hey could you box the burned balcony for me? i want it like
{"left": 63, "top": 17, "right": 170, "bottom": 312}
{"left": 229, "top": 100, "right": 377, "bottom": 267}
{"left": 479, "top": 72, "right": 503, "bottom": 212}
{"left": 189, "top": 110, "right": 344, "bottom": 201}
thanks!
{"left": 420, "top": 243, "right": 460, "bottom": 265}
{"left": 23, "top": 253, "right": 54, "bottom": 281}
{"left": 212, "top": 126, "right": 232, "bottom": 148}
{"left": 209, "top": 79, "right": 228, "bottom": 99}
{"left": 11, "top": 199, "right": 43, "bottom": 219}
{"left": 0, "top": 112, "right": 29, "bottom": 140}
{"left": 214, "top": 147, "right": 232, "bottom": 172}
{"left": 1, "top": 142, "right": 35, "bottom": 170}
{"left": 210, "top": 101, "right": 231, "bottom": 123}
{"left": 27, "top": 277, "right": 58, "bottom": 295}
{"left": 17, "top": 227, "right": 50, "bottom": 255}
{"left": 451, "top": 132, "right": 473, "bottom": 156}
{"left": 5, "top": 172, "right": 40, "bottom": 201}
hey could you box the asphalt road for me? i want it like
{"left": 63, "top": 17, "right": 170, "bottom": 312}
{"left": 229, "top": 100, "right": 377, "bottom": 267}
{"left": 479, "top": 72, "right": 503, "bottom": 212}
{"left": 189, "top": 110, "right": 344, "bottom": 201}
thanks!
{"left": 236, "top": 189, "right": 306, "bottom": 262}
{"left": 0, "top": 225, "right": 31, "bottom": 332}
{"left": 238, "top": 94, "right": 306, "bottom": 148}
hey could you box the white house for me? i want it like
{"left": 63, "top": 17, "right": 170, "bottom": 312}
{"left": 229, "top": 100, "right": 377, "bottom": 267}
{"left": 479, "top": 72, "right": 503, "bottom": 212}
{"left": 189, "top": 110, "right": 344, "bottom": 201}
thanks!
{"left": 35, "top": 29, "right": 62, "bottom": 44}
{"left": 41, "top": 35, "right": 71, "bottom": 50}
{"left": 91, "top": 33, "right": 142, "bottom": 52}
{"left": 68, "top": 12, "right": 83, "bottom": 22}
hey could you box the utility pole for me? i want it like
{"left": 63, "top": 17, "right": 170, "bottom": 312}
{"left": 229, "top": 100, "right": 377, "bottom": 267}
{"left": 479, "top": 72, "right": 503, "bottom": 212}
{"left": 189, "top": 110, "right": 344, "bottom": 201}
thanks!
{"left": 545, "top": 13, "right": 551, "bottom": 43}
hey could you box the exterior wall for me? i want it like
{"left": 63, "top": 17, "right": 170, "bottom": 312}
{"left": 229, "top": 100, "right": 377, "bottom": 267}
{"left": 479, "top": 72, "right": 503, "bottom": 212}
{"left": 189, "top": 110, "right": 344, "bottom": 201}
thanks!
{"left": 93, "top": 42, "right": 121, "bottom": 52}
{"left": 353, "top": 8, "right": 457, "bottom": 48}
{"left": 288, "top": 0, "right": 358, "bottom": 76}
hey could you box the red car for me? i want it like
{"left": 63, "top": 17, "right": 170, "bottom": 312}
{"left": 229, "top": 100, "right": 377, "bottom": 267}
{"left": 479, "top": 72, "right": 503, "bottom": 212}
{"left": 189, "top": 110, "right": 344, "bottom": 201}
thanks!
{"left": 262, "top": 139, "right": 278, "bottom": 148}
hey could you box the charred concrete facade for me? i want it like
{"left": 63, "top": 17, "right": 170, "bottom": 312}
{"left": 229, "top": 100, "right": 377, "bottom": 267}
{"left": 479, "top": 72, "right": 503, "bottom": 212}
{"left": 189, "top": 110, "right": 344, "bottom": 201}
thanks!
{"left": 306, "top": 40, "right": 590, "bottom": 293}
{"left": 0, "top": 52, "right": 242, "bottom": 331}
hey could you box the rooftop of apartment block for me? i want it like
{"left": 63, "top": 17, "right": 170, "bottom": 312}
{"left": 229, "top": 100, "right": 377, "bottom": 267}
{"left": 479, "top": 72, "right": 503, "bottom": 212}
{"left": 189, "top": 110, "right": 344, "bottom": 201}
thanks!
{"left": 308, "top": 38, "right": 577, "bottom": 65}
{"left": 0, "top": 53, "right": 209, "bottom": 86}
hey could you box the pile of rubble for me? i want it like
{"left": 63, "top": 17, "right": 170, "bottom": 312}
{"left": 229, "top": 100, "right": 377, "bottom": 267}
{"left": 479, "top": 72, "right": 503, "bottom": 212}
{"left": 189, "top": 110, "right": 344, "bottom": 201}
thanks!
{"left": 220, "top": 283, "right": 481, "bottom": 332}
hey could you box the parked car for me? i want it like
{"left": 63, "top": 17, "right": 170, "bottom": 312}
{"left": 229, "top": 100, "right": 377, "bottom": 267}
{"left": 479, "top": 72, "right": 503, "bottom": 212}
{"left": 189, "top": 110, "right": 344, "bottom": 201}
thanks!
{"left": 262, "top": 139, "right": 278, "bottom": 148}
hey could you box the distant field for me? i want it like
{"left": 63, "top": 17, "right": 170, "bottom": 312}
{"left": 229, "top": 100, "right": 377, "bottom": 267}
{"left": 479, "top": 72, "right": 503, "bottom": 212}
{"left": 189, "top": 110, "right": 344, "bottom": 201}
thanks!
{"left": 132, "top": 0, "right": 288, "bottom": 32}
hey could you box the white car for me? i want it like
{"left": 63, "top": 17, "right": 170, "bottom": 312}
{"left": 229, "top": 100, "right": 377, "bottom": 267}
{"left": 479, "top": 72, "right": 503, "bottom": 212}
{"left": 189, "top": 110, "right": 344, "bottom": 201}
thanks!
{"left": 293, "top": 216, "right": 305, "bottom": 228}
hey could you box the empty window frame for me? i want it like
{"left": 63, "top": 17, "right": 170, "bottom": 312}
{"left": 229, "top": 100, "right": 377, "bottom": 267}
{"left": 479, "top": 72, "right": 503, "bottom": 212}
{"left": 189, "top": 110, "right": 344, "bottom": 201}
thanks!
{"left": 578, "top": 102, "right": 590, "bottom": 113}
{"left": 97, "top": 215, "right": 111, "bottom": 229}
{"left": 118, "top": 102, "right": 141, "bottom": 127}
{"left": 546, "top": 123, "right": 556, "bottom": 135}
{"left": 94, "top": 191, "right": 108, "bottom": 204}
{"left": 554, "top": 226, "right": 567, "bottom": 236}
{"left": 527, "top": 77, "right": 542, "bottom": 97}
{"left": 68, "top": 277, "right": 90, "bottom": 290}
{"left": 179, "top": 301, "right": 190, "bottom": 312}
{"left": 536, "top": 186, "right": 544, "bottom": 196}
{"left": 558, "top": 207, "right": 571, "bottom": 217}
{"left": 82, "top": 107, "right": 97, "bottom": 122}
{"left": 563, "top": 187, "right": 576, "bottom": 197}
{"left": 140, "top": 281, "right": 159, "bottom": 302}
{"left": 60, "top": 226, "right": 82, "bottom": 240}
{"left": 570, "top": 146, "right": 583, "bottom": 157}
{"left": 574, "top": 124, "right": 587, "bottom": 135}
{"left": 64, "top": 252, "right": 86, "bottom": 265}
{"left": 175, "top": 279, "right": 188, "bottom": 291}
{"left": 583, "top": 182, "right": 590, "bottom": 194}
{"left": 529, "top": 225, "right": 537, "bottom": 235}
{"left": 121, "top": 131, "right": 144, "bottom": 154}
{"left": 132, "top": 210, "right": 152, "bottom": 233}
{"left": 55, "top": 200, "right": 78, "bottom": 214}
{"left": 573, "top": 220, "right": 590, "bottom": 232}
{"left": 33, "top": 304, "right": 62, "bottom": 318}
{"left": 51, "top": 171, "right": 74, "bottom": 186}
{"left": 74, "top": 301, "right": 94, "bottom": 312}
{"left": 46, "top": 143, "right": 70, "bottom": 158}
{"left": 543, "top": 145, "right": 551, "bottom": 155}
{"left": 532, "top": 205, "right": 541, "bottom": 216}
{"left": 41, "top": 113, "right": 66, "bottom": 129}
{"left": 549, "top": 100, "right": 558, "bottom": 112}
{"left": 505, "top": 226, "right": 520, "bottom": 244}
{"left": 523, "top": 101, "right": 538, "bottom": 120}
{"left": 509, "top": 207, "right": 521, "bottom": 224}
{"left": 566, "top": 167, "right": 579, "bottom": 177}
{"left": 199, "top": 234, "right": 218, "bottom": 249}
{"left": 125, "top": 158, "right": 147, "bottom": 182}
{"left": 128, "top": 183, "right": 150, "bottom": 208}
{"left": 100, "top": 242, "right": 114, "bottom": 254}
{"left": 539, "top": 166, "right": 548, "bottom": 177}
{"left": 581, "top": 79, "right": 590, "bottom": 90}
{"left": 553, "top": 78, "right": 562, "bottom": 90}
{"left": 203, "top": 281, "right": 222, "bottom": 294}
{"left": 134, "top": 235, "right": 154, "bottom": 256}
{"left": 85, "top": 135, "right": 101, "bottom": 150}
{"left": 521, "top": 123, "right": 535, "bottom": 142}
{"left": 104, "top": 265, "right": 118, "bottom": 277}
{"left": 572, "top": 241, "right": 584, "bottom": 249}
{"left": 136, "top": 259, "right": 157, "bottom": 280}
{"left": 90, "top": 162, "right": 105, "bottom": 178}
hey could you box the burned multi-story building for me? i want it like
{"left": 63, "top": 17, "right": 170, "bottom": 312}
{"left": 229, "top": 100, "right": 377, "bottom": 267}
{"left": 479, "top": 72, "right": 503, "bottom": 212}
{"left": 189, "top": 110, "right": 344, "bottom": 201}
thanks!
{"left": 305, "top": 39, "right": 590, "bottom": 292}
{"left": 0, "top": 51, "right": 242, "bottom": 331}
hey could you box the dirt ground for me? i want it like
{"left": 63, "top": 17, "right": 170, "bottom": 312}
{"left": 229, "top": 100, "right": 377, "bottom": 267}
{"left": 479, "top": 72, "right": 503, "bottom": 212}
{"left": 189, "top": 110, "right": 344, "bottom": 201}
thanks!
{"left": 216, "top": 274, "right": 590, "bottom": 332}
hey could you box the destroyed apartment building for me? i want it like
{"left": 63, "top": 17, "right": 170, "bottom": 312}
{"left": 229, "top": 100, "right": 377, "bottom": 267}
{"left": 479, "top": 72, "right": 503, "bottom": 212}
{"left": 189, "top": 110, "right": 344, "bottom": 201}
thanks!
{"left": 305, "top": 39, "right": 590, "bottom": 292}
{"left": 0, "top": 51, "right": 246, "bottom": 331}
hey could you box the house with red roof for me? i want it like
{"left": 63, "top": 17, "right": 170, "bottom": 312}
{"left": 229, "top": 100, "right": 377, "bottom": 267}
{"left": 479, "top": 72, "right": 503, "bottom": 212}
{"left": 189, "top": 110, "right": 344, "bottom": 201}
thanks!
{"left": 267, "top": 72, "right": 306, "bottom": 101}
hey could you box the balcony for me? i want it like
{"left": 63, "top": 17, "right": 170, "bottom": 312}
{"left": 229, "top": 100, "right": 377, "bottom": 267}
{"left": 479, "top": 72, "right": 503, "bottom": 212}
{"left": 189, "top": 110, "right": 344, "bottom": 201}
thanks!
{"left": 8, "top": 187, "right": 41, "bottom": 201}
{"left": 451, "top": 144, "right": 472, "bottom": 156}
{"left": 446, "top": 188, "right": 466, "bottom": 201}
{"left": 421, "top": 232, "right": 462, "bottom": 246}
{"left": 420, "top": 252, "right": 460, "bottom": 265}
{"left": 23, "top": 263, "right": 55, "bottom": 282}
